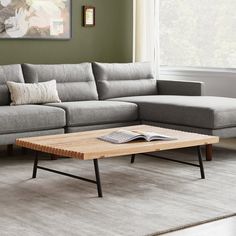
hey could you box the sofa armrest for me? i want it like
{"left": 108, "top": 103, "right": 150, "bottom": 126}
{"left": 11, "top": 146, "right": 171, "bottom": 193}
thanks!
{"left": 157, "top": 80, "right": 205, "bottom": 96}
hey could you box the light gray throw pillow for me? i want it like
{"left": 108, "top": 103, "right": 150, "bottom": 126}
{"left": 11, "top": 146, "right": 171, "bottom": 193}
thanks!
{"left": 7, "top": 80, "right": 61, "bottom": 105}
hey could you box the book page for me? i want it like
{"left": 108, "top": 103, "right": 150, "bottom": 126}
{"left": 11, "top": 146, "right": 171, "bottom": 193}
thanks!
{"left": 132, "top": 130, "right": 172, "bottom": 141}
{"left": 99, "top": 130, "right": 144, "bottom": 144}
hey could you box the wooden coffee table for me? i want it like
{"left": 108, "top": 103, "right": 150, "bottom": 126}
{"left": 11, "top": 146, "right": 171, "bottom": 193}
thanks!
{"left": 16, "top": 125, "right": 219, "bottom": 197}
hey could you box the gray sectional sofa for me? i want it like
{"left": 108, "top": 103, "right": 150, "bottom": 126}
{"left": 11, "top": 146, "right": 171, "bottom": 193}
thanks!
{"left": 1, "top": 62, "right": 236, "bottom": 161}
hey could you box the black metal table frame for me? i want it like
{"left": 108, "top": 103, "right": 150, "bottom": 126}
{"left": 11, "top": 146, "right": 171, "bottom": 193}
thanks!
{"left": 32, "top": 152, "right": 103, "bottom": 198}
{"left": 31, "top": 146, "right": 205, "bottom": 198}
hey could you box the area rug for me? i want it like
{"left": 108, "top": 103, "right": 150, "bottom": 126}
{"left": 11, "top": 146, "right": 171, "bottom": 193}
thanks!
{"left": 0, "top": 146, "right": 235, "bottom": 236}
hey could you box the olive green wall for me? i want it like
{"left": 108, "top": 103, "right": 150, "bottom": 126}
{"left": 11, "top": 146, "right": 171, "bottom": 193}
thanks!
{"left": 0, "top": 0, "right": 133, "bottom": 65}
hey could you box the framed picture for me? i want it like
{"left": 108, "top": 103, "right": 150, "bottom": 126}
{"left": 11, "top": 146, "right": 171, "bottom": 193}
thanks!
{"left": 0, "top": 0, "right": 71, "bottom": 39}
{"left": 83, "top": 6, "right": 95, "bottom": 27}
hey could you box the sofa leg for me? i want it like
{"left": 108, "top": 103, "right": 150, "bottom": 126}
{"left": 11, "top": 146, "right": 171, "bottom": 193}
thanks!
{"left": 7, "top": 144, "right": 13, "bottom": 156}
{"left": 206, "top": 144, "right": 213, "bottom": 161}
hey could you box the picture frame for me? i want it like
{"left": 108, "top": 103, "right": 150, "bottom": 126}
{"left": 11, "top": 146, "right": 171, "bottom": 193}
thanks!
{"left": 83, "top": 6, "right": 95, "bottom": 27}
{"left": 0, "top": 0, "right": 71, "bottom": 40}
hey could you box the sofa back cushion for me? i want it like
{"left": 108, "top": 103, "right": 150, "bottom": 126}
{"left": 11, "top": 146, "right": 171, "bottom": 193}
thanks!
{"left": 22, "top": 63, "right": 98, "bottom": 102}
{"left": 0, "top": 64, "right": 24, "bottom": 106}
{"left": 92, "top": 62, "right": 157, "bottom": 100}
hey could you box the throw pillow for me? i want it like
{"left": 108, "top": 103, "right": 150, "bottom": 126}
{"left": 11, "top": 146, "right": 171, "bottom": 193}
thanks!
{"left": 7, "top": 80, "right": 61, "bottom": 105}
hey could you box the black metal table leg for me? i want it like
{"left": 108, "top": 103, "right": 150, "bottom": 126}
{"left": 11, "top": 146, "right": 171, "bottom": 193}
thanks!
{"left": 197, "top": 146, "right": 205, "bottom": 179}
{"left": 31, "top": 152, "right": 103, "bottom": 197}
{"left": 32, "top": 151, "right": 38, "bottom": 178}
{"left": 93, "top": 159, "right": 103, "bottom": 198}
{"left": 131, "top": 154, "right": 136, "bottom": 164}
{"left": 137, "top": 145, "right": 206, "bottom": 179}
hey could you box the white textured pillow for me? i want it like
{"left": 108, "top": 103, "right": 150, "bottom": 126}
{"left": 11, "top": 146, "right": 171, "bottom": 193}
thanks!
{"left": 7, "top": 80, "right": 61, "bottom": 105}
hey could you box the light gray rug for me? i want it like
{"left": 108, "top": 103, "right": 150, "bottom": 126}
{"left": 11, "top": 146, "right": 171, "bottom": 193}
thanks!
{"left": 0, "top": 146, "right": 235, "bottom": 236}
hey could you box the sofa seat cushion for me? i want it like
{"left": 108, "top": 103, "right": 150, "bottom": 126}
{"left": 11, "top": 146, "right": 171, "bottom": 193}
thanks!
{"left": 110, "top": 96, "right": 236, "bottom": 129}
{"left": 47, "top": 101, "right": 138, "bottom": 127}
{"left": 0, "top": 105, "right": 66, "bottom": 134}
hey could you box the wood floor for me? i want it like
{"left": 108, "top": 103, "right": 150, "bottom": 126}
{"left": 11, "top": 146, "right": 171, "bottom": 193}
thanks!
{"left": 163, "top": 216, "right": 236, "bottom": 236}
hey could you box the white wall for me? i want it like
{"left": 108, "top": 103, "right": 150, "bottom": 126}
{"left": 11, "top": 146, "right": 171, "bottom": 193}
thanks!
{"left": 160, "top": 68, "right": 236, "bottom": 98}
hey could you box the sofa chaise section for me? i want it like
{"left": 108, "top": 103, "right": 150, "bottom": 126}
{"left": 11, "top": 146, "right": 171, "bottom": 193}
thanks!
{"left": 110, "top": 95, "right": 236, "bottom": 137}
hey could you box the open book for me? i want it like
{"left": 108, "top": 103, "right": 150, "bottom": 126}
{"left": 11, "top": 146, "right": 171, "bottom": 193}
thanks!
{"left": 98, "top": 129, "right": 176, "bottom": 144}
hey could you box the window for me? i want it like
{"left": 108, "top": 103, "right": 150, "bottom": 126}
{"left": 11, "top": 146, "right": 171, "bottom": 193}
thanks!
{"left": 159, "top": 0, "right": 236, "bottom": 69}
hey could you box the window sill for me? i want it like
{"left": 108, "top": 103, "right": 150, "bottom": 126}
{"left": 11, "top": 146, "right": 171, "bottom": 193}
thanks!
{"left": 160, "top": 66, "right": 236, "bottom": 78}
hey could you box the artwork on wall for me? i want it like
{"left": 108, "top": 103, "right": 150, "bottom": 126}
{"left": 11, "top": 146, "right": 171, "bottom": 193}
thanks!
{"left": 83, "top": 6, "right": 95, "bottom": 27}
{"left": 0, "top": 0, "right": 71, "bottom": 39}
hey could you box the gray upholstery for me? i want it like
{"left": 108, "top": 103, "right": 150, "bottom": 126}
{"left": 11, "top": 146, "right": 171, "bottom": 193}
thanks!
{"left": 143, "top": 121, "right": 236, "bottom": 139}
{"left": 157, "top": 80, "right": 204, "bottom": 96}
{"left": 47, "top": 101, "right": 138, "bottom": 127}
{"left": 0, "top": 62, "right": 235, "bottom": 146}
{"left": 110, "top": 96, "right": 236, "bottom": 129}
{"left": 0, "top": 129, "right": 64, "bottom": 145}
{"left": 0, "top": 105, "right": 66, "bottom": 134}
{"left": 66, "top": 122, "right": 140, "bottom": 133}
{"left": 92, "top": 62, "right": 157, "bottom": 100}
{"left": 22, "top": 63, "right": 98, "bottom": 102}
{"left": 143, "top": 120, "right": 214, "bottom": 135}
{"left": 0, "top": 64, "right": 24, "bottom": 105}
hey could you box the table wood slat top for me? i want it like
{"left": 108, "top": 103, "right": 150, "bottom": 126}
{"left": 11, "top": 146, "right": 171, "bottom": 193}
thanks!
{"left": 16, "top": 125, "right": 219, "bottom": 160}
